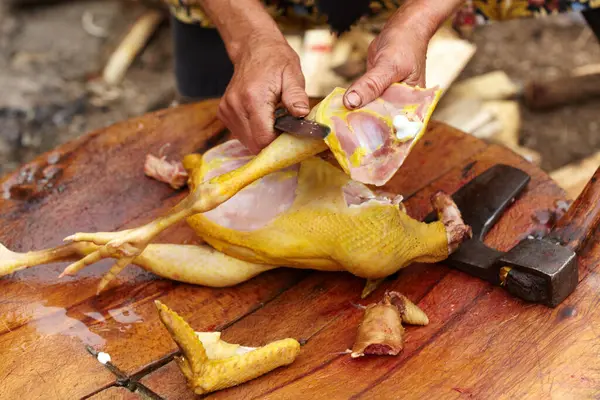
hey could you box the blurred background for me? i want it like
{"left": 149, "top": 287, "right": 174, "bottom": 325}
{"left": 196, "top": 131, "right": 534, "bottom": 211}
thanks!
{"left": 1, "top": 0, "right": 599, "bottom": 198}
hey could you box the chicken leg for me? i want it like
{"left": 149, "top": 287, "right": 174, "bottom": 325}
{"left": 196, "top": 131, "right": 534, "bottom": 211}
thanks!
{"left": 0, "top": 241, "right": 275, "bottom": 287}
{"left": 62, "top": 132, "right": 327, "bottom": 293}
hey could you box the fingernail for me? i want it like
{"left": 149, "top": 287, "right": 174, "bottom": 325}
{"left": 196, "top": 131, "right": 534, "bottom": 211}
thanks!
{"left": 293, "top": 102, "right": 310, "bottom": 112}
{"left": 346, "top": 91, "right": 361, "bottom": 108}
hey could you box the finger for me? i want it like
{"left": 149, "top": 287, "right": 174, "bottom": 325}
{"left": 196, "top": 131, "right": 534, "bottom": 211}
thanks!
{"left": 245, "top": 84, "right": 279, "bottom": 152}
{"left": 219, "top": 90, "right": 257, "bottom": 153}
{"left": 343, "top": 61, "right": 401, "bottom": 109}
{"left": 281, "top": 65, "right": 309, "bottom": 117}
{"left": 247, "top": 97, "right": 277, "bottom": 152}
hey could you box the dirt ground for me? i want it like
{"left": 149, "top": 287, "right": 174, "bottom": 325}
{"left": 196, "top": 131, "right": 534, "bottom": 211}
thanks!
{"left": 1, "top": 2, "right": 599, "bottom": 177}
{"left": 459, "top": 14, "right": 600, "bottom": 172}
{"left": 0, "top": 1, "right": 175, "bottom": 176}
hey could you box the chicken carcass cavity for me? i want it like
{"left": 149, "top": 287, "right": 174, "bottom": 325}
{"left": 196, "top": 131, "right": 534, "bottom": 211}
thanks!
{"left": 316, "top": 83, "right": 441, "bottom": 186}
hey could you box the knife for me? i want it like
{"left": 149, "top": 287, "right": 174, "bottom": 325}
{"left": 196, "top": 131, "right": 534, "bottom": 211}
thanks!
{"left": 273, "top": 107, "right": 331, "bottom": 139}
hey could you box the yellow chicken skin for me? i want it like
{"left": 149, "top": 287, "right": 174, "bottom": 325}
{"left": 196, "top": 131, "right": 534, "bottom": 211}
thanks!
{"left": 0, "top": 83, "right": 471, "bottom": 293}
{"left": 184, "top": 140, "right": 459, "bottom": 280}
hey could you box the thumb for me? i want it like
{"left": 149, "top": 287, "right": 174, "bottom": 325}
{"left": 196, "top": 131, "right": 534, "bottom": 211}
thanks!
{"left": 343, "top": 62, "right": 399, "bottom": 110}
{"left": 281, "top": 66, "right": 310, "bottom": 117}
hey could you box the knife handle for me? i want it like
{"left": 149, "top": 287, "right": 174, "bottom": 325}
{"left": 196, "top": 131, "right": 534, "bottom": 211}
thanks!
{"left": 274, "top": 107, "right": 288, "bottom": 119}
{"left": 545, "top": 165, "right": 600, "bottom": 253}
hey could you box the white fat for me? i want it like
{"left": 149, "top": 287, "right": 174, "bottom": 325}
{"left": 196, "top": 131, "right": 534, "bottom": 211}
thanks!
{"left": 393, "top": 114, "right": 423, "bottom": 142}
{"left": 97, "top": 352, "right": 111, "bottom": 365}
{"left": 237, "top": 346, "right": 257, "bottom": 355}
{"left": 195, "top": 331, "right": 257, "bottom": 359}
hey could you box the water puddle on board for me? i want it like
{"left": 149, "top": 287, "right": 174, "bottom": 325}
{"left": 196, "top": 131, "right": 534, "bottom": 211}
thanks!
{"left": 7, "top": 301, "right": 146, "bottom": 352}
{"left": 30, "top": 304, "right": 107, "bottom": 348}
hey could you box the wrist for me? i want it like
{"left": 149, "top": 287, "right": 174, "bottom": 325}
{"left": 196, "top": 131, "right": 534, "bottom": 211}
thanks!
{"left": 196, "top": 0, "right": 286, "bottom": 64}
{"left": 228, "top": 27, "right": 287, "bottom": 64}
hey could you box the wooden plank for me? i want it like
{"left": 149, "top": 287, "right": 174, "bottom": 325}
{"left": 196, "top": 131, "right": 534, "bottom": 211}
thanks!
{"left": 87, "top": 386, "right": 141, "bottom": 400}
{"left": 0, "top": 97, "right": 569, "bottom": 399}
{"left": 139, "top": 144, "right": 566, "bottom": 399}
{"left": 0, "top": 99, "right": 482, "bottom": 397}
{"left": 524, "top": 72, "right": 600, "bottom": 110}
{"left": 438, "top": 70, "right": 521, "bottom": 106}
{"left": 0, "top": 102, "right": 226, "bottom": 400}
{"left": 355, "top": 239, "right": 600, "bottom": 399}
{"left": 136, "top": 363, "right": 192, "bottom": 400}
{"left": 221, "top": 145, "right": 565, "bottom": 400}
{"left": 0, "top": 101, "right": 298, "bottom": 399}
{"left": 425, "top": 27, "right": 476, "bottom": 96}
{"left": 0, "top": 330, "right": 116, "bottom": 400}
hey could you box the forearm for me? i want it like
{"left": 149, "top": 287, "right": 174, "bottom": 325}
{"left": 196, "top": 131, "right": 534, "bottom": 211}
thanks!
{"left": 198, "top": 0, "right": 285, "bottom": 63}
{"left": 386, "top": 0, "right": 465, "bottom": 40}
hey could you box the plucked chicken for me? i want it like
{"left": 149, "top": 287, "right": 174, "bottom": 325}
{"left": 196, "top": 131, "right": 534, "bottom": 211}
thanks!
{"left": 0, "top": 83, "right": 471, "bottom": 293}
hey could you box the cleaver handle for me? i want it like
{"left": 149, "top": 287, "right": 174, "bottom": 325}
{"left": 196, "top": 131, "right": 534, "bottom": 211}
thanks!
{"left": 545, "top": 165, "right": 600, "bottom": 253}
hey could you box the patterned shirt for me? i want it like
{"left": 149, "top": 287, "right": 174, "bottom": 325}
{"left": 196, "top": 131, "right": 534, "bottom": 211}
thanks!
{"left": 165, "top": 0, "right": 600, "bottom": 34}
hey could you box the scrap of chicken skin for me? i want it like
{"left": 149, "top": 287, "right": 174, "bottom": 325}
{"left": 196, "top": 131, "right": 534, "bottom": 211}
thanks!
{"left": 316, "top": 83, "right": 442, "bottom": 186}
{"left": 144, "top": 154, "right": 188, "bottom": 189}
{"left": 351, "top": 291, "right": 429, "bottom": 358}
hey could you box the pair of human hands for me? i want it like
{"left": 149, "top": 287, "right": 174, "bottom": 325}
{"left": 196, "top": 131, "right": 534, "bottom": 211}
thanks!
{"left": 217, "top": 22, "right": 429, "bottom": 154}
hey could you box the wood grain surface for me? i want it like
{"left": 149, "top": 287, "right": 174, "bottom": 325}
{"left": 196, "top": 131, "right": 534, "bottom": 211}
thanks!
{"left": 1, "top": 99, "right": 594, "bottom": 400}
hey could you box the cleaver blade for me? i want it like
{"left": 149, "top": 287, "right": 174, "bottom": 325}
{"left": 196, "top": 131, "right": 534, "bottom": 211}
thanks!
{"left": 273, "top": 107, "right": 330, "bottom": 139}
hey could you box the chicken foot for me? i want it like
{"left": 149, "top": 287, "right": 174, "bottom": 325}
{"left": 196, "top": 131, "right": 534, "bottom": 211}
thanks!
{"left": 155, "top": 300, "right": 301, "bottom": 395}
{"left": 62, "top": 133, "right": 328, "bottom": 293}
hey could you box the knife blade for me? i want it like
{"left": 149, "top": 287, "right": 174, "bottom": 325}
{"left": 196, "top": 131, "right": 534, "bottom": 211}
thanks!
{"left": 273, "top": 107, "right": 330, "bottom": 139}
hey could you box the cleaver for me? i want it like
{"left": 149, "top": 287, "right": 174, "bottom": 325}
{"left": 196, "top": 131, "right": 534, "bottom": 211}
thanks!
{"left": 424, "top": 163, "right": 600, "bottom": 307}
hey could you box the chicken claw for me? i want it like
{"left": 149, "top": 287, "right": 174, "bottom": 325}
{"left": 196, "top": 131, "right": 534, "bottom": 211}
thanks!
{"left": 62, "top": 225, "right": 160, "bottom": 293}
{"left": 63, "top": 229, "right": 134, "bottom": 245}
{"left": 155, "top": 300, "right": 301, "bottom": 395}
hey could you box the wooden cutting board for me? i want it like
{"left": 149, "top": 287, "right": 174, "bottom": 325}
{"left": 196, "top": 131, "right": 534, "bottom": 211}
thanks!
{"left": 0, "top": 99, "right": 596, "bottom": 400}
